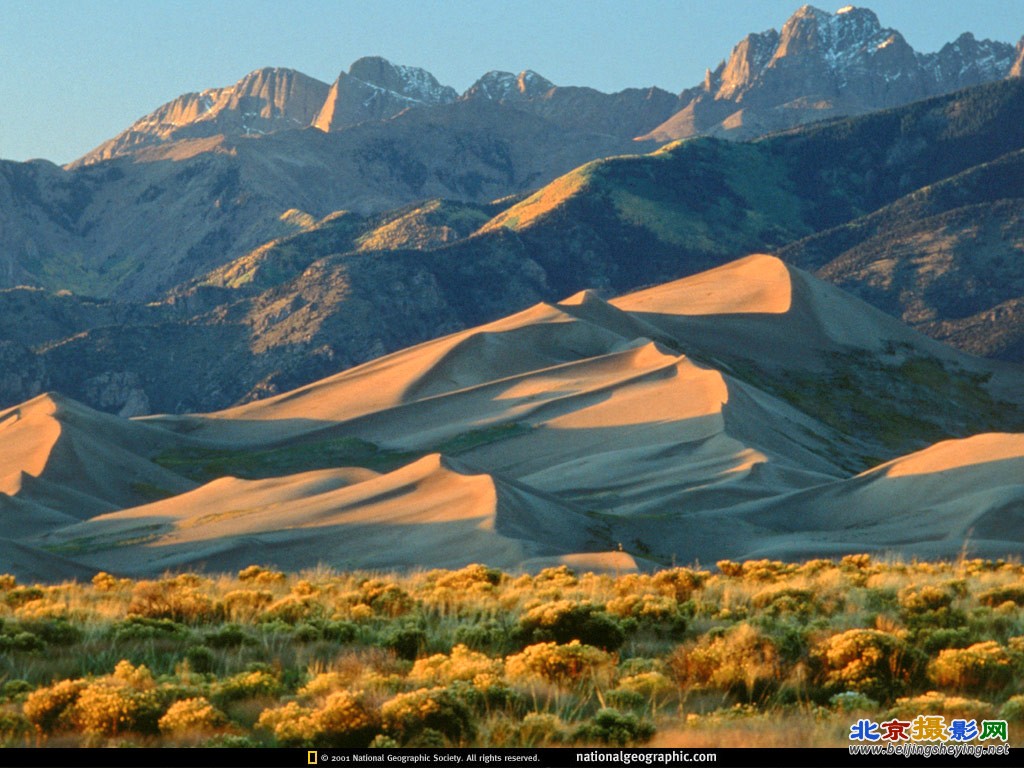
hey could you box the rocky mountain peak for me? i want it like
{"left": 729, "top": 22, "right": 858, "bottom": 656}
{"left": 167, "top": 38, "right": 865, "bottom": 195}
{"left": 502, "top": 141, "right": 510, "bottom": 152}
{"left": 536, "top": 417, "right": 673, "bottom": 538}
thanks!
{"left": 71, "top": 67, "right": 329, "bottom": 167}
{"left": 924, "top": 32, "right": 1017, "bottom": 90}
{"left": 223, "top": 67, "right": 331, "bottom": 128}
{"left": 717, "top": 29, "right": 780, "bottom": 99}
{"left": 347, "top": 56, "right": 458, "bottom": 104}
{"left": 643, "top": 4, "right": 1019, "bottom": 143}
{"left": 462, "top": 70, "right": 555, "bottom": 101}
{"left": 1013, "top": 38, "right": 1024, "bottom": 78}
{"left": 313, "top": 57, "right": 458, "bottom": 133}
{"left": 773, "top": 4, "right": 890, "bottom": 66}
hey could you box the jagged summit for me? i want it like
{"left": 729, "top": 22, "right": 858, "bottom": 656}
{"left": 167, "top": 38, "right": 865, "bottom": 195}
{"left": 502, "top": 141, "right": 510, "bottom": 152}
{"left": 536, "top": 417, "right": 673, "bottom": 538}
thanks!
{"left": 69, "top": 9, "right": 1022, "bottom": 167}
{"left": 72, "top": 67, "right": 330, "bottom": 167}
{"left": 462, "top": 70, "right": 556, "bottom": 101}
{"left": 348, "top": 56, "right": 458, "bottom": 104}
{"left": 641, "top": 4, "right": 1018, "bottom": 141}
{"left": 313, "top": 57, "right": 459, "bottom": 132}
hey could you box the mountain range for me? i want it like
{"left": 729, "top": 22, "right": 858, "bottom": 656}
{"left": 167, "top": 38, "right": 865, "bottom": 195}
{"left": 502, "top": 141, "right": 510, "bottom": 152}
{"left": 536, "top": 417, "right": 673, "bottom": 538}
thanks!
{"left": 3, "top": 73, "right": 1024, "bottom": 418}
{"left": 70, "top": 6, "right": 1023, "bottom": 166}
{"left": 2, "top": 5, "right": 1021, "bottom": 308}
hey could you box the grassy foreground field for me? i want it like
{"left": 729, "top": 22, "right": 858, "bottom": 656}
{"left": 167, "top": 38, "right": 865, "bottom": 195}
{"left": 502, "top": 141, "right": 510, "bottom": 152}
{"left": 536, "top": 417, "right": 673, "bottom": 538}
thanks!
{"left": 1, "top": 556, "right": 1023, "bottom": 748}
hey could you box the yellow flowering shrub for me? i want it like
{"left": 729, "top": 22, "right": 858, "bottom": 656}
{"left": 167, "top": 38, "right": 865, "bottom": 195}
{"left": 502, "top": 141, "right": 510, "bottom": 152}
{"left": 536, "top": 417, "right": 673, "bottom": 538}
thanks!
{"left": 23, "top": 679, "right": 85, "bottom": 733}
{"left": 381, "top": 687, "right": 472, "bottom": 744}
{"left": 409, "top": 644, "right": 503, "bottom": 686}
{"left": 816, "top": 629, "right": 916, "bottom": 701}
{"left": 158, "top": 697, "right": 228, "bottom": 734}
{"left": 505, "top": 641, "right": 615, "bottom": 688}
{"left": 929, "top": 641, "right": 1013, "bottom": 693}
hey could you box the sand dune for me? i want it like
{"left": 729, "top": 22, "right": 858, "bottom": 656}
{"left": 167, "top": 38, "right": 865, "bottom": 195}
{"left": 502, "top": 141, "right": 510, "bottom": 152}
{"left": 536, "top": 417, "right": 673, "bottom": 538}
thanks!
{"left": 6, "top": 254, "right": 1024, "bottom": 578}
{"left": 0, "top": 539, "right": 95, "bottom": 583}
{"left": 0, "top": 393, "right": 195, "bottom": 522}
{"left": 35, "top": 454, "right": 608, "bottom": 575}
{"left": 725, "top": 433, "right": 1024, "bottom": 561}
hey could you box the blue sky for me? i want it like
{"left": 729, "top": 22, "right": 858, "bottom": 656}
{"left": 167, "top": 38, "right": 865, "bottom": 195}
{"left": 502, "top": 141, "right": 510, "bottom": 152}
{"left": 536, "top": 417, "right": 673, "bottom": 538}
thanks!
{"left": 2, "top": 0, "right": 1022, "bottom": 164}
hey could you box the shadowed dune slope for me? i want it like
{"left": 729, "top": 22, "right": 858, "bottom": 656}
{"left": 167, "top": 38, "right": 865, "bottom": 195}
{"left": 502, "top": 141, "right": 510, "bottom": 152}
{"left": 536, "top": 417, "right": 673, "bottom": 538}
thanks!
{"left": 0, "top": 393, "right": 195, "bottom": 521}
{"left": 34, "top": 455, "right": 610, "bottom": 575}
{"left": 727, "top": 433, "right": 1024, "bottom": 562}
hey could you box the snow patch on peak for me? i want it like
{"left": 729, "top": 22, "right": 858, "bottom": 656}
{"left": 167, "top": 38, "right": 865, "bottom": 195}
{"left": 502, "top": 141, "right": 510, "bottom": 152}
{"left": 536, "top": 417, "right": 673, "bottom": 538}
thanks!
{"left": 837, "top": 5, "right": 855, "bottom": 13}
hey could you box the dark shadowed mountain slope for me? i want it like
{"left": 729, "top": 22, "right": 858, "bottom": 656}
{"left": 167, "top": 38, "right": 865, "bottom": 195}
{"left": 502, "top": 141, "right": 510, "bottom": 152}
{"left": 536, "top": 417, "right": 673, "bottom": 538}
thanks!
{"left": 0, "top": 101, "right": 640, "bottom": 301}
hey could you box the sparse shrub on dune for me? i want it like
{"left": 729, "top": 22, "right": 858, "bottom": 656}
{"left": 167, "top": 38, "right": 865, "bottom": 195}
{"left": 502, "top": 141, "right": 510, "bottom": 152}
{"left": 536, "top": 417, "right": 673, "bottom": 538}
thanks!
{"left": 419, "top": 564, "right": 504, "bottom": 607}
{"left": 888, "top": 691, "right": 994, "bottom": 721}
{"left": 899, "top": 584, "right": 954, "bottom": 614}
{"left": 409, "top": 644, "right": 503, "bottom": 687}
{"left": 829, "top": 691, "right": 879, "bottom": 712}
{"left": 4, "top": 586, "right": 44, "bottom": 609}
{"left": 2, "top": 680, "right": 33, "bottom": 702}
{"left": 898, "top": 584, "right": 965, "bottom": 632}
{"left": 978, "top": 585, "right": 1024, "bottom": 608}
{"left": 204, "top": 622, "right": 256, "bottom": 648}
{"left": 1000, "top": 694, "right": 1024, "bottom": 722}
{"left": 67, "top": 661, "right": 164, "bottom": 737}
{"left": 0, "top": 708, "right": 32, "bottom": 744}
{"left": 212, "top": 667, "right": 282, "bottom": 706}
{"left": 358, "top": 579, "right": 415, "bottom": 617}
{"left": 222, "top": 589, "right": 274, "bottom": 620}
{"left": 128, "top": 578, "right": 221, "bottom": 624}
{"left": 23, "top": 679, "right": 86, "bottom": 733}
{"left": 615, "top": 670, "right": 674, "bottom": 699}
{"left": 572, "top": 708, "right": 655, "bottom": 746}
{"left": 69, "top": 681, "right": 162, "bottom": 737}
{"left": 650, "top": 567, "right": 708, "bottom": 602}
{"left": 91, "top": 571, "right": 132, "bottom": 592}
{"left": 453, "top": 618, "right": 510, "bottom": 652}
{"left": 383, "top": 623, "right": 427, "bottom": 660}
{"left": 605, "top": 592, "right": 685, "bottom": 633}
{"left": 255, "top": 700, "right": 316, "bottom": 744}
{"left": 313, "top": 690, "right": 381, "bottom": 747}
{"left": 237, "top": 565, "right": 286, "bottom": 586}
{"left": 258, "top": 690, "right": 380, "bottom": 747}
{"left": 110, "top": 616, "right": 191, "bottom": 643}
{"left": 292, "top": 618, "right": 358, "bottom": 644}
{"left": 517, "top": 712, "right": 567, "bottom": 745}
{"left": 261, "top": 594, "right": 325, "bottom": 624}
